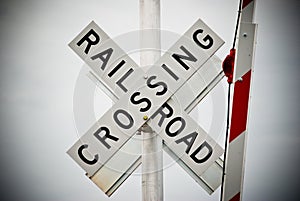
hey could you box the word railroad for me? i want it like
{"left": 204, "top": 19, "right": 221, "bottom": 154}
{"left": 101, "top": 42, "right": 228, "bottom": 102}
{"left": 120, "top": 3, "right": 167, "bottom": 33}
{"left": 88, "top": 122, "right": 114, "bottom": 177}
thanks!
{"left": 68, "top": 19, "right": 225, "bottom": 195}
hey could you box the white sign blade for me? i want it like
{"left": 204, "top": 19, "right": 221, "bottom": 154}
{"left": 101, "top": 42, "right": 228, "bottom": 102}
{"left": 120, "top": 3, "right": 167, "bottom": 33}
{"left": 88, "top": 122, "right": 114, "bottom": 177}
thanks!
{"left": 149, "top": 98, "right": 223, "bottom": 177}
{"left": 69, "top": 21, "right": 143, "bottom": 100}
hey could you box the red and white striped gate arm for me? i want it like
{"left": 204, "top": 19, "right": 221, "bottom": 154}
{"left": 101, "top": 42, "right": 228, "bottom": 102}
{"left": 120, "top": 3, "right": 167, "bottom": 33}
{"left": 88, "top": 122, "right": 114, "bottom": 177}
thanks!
{"left": 222, "top": 0, "right": 257, "bottom": 201}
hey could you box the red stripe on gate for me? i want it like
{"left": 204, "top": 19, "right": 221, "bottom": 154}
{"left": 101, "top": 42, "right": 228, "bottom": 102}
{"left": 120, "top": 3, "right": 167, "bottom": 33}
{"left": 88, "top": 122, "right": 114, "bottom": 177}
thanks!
{"left": 229, "top": 70, "right": 251, "bottom": 142}
{"left": 229, "top": 192, "right": 240, "bottom": 201}
{"left": 242, "top": 0, "right": 253, "bottom": 9}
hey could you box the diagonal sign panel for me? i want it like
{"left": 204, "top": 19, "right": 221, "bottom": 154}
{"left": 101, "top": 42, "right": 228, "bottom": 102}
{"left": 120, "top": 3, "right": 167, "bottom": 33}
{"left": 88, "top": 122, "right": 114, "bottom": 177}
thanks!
{"left": 69, "top": 21, "right": 144, "bottom": 100}
{"left": 67, "top": 19, "right": 224, "bottom": 177}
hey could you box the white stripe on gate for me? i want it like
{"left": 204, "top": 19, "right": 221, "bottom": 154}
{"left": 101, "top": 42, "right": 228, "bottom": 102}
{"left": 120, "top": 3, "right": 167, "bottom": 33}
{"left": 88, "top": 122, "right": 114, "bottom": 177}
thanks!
{"left": 223, "top": 131, "right": 246, "bottom": 201}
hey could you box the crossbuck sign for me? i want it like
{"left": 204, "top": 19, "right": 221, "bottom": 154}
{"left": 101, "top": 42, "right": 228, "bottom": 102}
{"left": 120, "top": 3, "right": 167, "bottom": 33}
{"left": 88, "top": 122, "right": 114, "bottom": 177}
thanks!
{"left": 68, "top": 19, "right": 225, "bottom": 195}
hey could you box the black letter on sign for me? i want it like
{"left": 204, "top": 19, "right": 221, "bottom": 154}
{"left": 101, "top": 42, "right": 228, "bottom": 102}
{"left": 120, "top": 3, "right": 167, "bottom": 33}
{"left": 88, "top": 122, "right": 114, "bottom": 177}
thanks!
{"left": 94, "top": 126, "right": 119, "bottom": 149}
{"left": 113, "top": 109, "right": 134, "bottom": 129}
{"left": 165, "top": 117, "right": 186, "bottom": 137}
{"left": 151, "top": 102, "right": 173, "bottom": 127}
{"left": 172, "top": 46, "right": 197, "bottom": 70}
{"left": 147, "top": 75, "right": 167, "bottom": 96}
{"left": 193, "top": 29, "right": 213, "bottom": 50}
{"left": 91, "top": 48, "right": 113, "bottom": 70}
{"left": 77, "top": 29, "right": 100, "bottom": 54}
{"left": 161, "top": 64, "right": 179, "bottom": 81}
{"left": 108, "top": 60, "right": 126, "bottom": 77}
{"left": 116, "top": 68, "right": 134, "bottom": 92}
{"left": 78, "top": 144, "right": 99, "bottom": 165}
{"left": 130, "top": 92, "right": 151, "bottom": 112}
{"left": 190, "top": 141, "right": 213, "bottom": 163}
{"left": 175, "top": 131, "right": 198, "bottom": 154}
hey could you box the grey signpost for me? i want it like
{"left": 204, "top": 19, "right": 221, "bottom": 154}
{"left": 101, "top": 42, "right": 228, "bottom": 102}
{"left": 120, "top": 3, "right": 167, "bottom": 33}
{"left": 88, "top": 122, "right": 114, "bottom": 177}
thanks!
{"left": 140, "top": 1, "right": 163, "bottom": 200}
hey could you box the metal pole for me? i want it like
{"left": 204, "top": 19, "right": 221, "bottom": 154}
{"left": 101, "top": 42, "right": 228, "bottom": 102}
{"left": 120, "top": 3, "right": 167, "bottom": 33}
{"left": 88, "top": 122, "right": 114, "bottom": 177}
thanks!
{"left": 140, "top": 0, "right": 163, "bottom": 201}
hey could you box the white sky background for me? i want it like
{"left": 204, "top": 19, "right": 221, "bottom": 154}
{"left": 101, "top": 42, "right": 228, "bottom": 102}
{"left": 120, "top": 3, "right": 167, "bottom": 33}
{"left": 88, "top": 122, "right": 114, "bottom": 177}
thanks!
{"left": 0, "top": 0, "right": 299, "bottom": 201}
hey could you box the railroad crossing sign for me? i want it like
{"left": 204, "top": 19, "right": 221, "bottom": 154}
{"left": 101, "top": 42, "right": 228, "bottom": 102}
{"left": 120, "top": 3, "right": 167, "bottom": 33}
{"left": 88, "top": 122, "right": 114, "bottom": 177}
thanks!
{"left": 68, "top": 19, "right": 225, "bottom": 195}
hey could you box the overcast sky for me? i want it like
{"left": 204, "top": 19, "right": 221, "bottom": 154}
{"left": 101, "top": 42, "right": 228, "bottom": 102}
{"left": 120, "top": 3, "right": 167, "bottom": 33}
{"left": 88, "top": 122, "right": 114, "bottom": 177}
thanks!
{"left": 0, "top": 0, "right": 299, "bottom": 201}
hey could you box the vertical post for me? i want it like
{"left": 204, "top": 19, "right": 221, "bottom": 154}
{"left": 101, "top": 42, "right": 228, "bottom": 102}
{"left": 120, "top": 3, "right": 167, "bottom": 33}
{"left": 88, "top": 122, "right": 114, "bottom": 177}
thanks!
{"left": 221, "top": 0, "right": 257, "bottom": 201}
{"left": 139, "top": 0, "right": 163, "bottom": 201}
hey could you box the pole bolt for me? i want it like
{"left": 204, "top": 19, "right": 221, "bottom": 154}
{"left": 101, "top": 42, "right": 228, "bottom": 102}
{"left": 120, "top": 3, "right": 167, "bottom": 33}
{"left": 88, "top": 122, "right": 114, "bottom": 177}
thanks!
{"left": 143, "top": 115, "right": 148, "bottom": 120}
